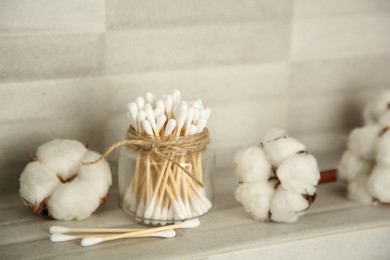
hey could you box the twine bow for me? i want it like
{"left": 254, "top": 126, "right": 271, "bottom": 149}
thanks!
{"left": 83, "top": 127, "right": 211, "bottom": 187}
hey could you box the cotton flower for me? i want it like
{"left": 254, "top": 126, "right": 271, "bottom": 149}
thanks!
{"left": 234, "top": 129, "right": 319, "bottom": 223}
{"left": 19, "top": 139, "right": 112, "bottom": 220}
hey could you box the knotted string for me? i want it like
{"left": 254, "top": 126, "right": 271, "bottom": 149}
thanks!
{"left": 83, "top": 127, "right": 211, "bottom": 187}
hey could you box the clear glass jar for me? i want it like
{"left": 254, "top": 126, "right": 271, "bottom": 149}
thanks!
{"left": 118, "top": 146, "right": 215, "bottom": 225}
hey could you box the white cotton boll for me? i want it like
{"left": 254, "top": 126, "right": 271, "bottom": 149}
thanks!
{"left": 235, "top": 182, "right": 275, "bottom": 221}
{"left": 347, "top": 171, "right": 373, "bottom": 205}
{"left": 234, "top": 146, "right": 273, "bottom": 183}
{"left": 368, "top": 166, "right": 390, "bottom": 204}
{"left": 364, "top": 92, "right": 390, "bottom": 125}
{"left": 19, "top": 161, "right": 60, "bottom": 206}
{"left": 48, "top": 180, "right": 101, "bottom": 221}
{"left": 78, "top": 151, "right": 112, "bottom": 198}
{"left": 269, "top": 187, "right": 309, "bottom": 223}
{"left": 262, "top": 129, "right": 287, "bottom": 143}
{"left": 276, "top": 153, "right": 320, "bottom": 196}
{"left": 375, "top": 131, "right": 390, "bottom": 167}
{"left": 337, "top": 151, "right": 373, "bottom": 183}
{"left": 263, "top": 137, "right": 306, "bottom": 167}
{"left": 347, "top": 125, "right": 380, "bottom": 161}
{"left": 378, "top": 111, "right": 390, "bottom": 126}
{"left": 37, "top": 139, "right": 87, "bottom": 181}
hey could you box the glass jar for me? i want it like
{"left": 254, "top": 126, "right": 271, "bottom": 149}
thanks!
{"left": 118, "top": 146, "right": 215, "bottom": 226}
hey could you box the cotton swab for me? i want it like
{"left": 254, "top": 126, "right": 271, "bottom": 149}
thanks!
{"left": 81, "top": 219, "right": 200, "bottom": 247}
{"left": 51, "top": 230, "right": 176, "bottom": 243}
{"left": 50, "top": 226, "right": 142, "bottom": 234}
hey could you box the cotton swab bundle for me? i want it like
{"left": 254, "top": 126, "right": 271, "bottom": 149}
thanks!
{"left": 119, "top": 90, "right": 212, "bottom": 225}
{"left": 234, "top": 129, "right": 320, "bottom": 223}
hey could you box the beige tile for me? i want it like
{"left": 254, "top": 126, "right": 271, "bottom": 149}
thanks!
{"left": 291, "top": 55, "right": 390, "bottom": 94}
{"left": 107, "top": 0, "right": 292, "bottom": 29}
{"left": 0, "top": 33, "right": 104, "bottom": 82}
{"left": 292, "top": 14, "right": 390, "bottom": 61}
{"left": 0, "top": 0, "right": 105, "bottom": 33}
{"left": 294, "top": 0, "right": 390, "bottom": 19}
{"left": 0, "top": 77, "right": 109, "bottom": 122}
{"left": 105, "top": 21, "right": 290, "bottom": 73}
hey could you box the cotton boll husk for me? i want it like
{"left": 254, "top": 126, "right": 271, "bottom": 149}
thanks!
{"left": 269, "top": 187, "right": 309, "bottom": 223}
{"left": 337, "top": 151, "right": 373, "bottom": 183}
{"left": 276, "top": 153, "right": 320, "bottom": 196}
{"left": 48, "top": 180, "right": 101, "bottom": 220}
{"left": 347, "top": 171, "right": 373, "bottom": 205}
{"left": 347, "top": 125, "right": 380, "bottom": 161}
{"left": 368, "top": 166, "right": 390, "bottom": 203}
{"left": 235, "top": 182, "right": 275, "bottom": 221}
{"left": 262, "top": 129, "right": 287, "bottom": 143}
{"left": 375, "top": 131, "right": 390, "bottom": 167}
{"left": 19, "top": 161, "right": 60, "bottom": 206}
{"left": 78, "top": 151, "right": 112, "bottom": 198}
{"left": 37, "top": 139, "right": 87, "bottom": 180}
{"left": 263, "top": 137, "right": 306, "bottom": 167}
{"left": 234, "top": 146, "right": 273, "bottom": 183}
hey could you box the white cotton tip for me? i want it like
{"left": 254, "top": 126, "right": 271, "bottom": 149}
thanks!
{"left": 48, "top": 180, "right": 101, "bottom": 221}
{"left": 156, "top": 114, "right": 167, "bottom": 133}
{"left": 263, "top": 136, "right": 306, "bottom": 167}
{"left": 144, "top": 195, "right": 157, "bottom": 219}
{"left": 180, "top": 218, "right": 200, "bottom": 229}
{"left": 172, "top": 200, "right": 186, "bottom": 220}
{"left": 185, "top": 107, "right": 195, "bottom": 130}
{"left": 376, "top": 130, "right": 390, "bottom": 167}
{"left": 164, "top": 119, "right": 177, "bottom": 136}
{"left": 234, "top": 146, "right": 273, "bottom": 183}
{"left": 145, "top": 92, "right": 155, "bottom": 104}
{"left": 19, "top": 161, "right": 60, "bottom": 206}
{"left": 78, "top": 151, "right": 112, "bottom": 198}
{"left": 167, "top": 204, "right": 175, "bottom": 222}
{"left": 151, "top": 205, "right": 162, "bottom": 225}
{"left": 195, "top": 188, "right": 212, "bottom": 210}
{"left": 347, "top": 125, "right": 380, "bottom": 160}
{"left": 269, "top": 187, "right": 309, "bottom": 223}
{"left": 37, "top": 139, "right": 87, "bottom": 181}
{"left": 152, "top": 230, "right": 176, "bottom": 238}
{"left": 177, "top": 197, "right": 191, "bottom": 218}
{"left": 235, "top": 182, "right": 275, "bottom": 221}
{"left": 136, "top": 97, "right": 145, "bottom": 109}
{"left": 368, "top": 166, "right": 390, "bottom": 203}
{"left": 175, "top": 107, "right": 188, "bottom": 131}
{"left": 190, "top": 197, "right": 206, "bottom": 216}
{"left": 127, "top": 102, "right": 138, "bottom": 124}
{"left": 137, "top": 110, "right": 146, "bottom": 132}
{"left": 337, "top": 151, "right": 373, "bottom": 183}
{"left": 159, "top": 208, "right": 168, "bottom": 226}
{"left": 363, "top": 91, "right": 390, "bottom": 125}
{"left": 277, "top": 153, "right": 320, "bottom": 195}
{"left": 188, "top": 124, "right": 198, "bottom": 135}
{"left": 81, "top": 237, "right": 103, "bottom": 247}
{"left": 145, "top": 106, "right": 157, "bottom": 129}
{"left": 136, "top": 200, "right": 145, "bottom": 219}
{"left": 172, "top": 90, "right": 181, "bottom": 106}
{"left": 347, "top": 171, "right": 373, "bottom": 205}
{"left": 142, "top": 120, "right": 155, "bottom": 137}
{"left": 164, "top": 95, "right": 174, "bottom": 117}
{"left": 196, "top": 118, "right": 207, "bottom": 133}
{"left": 49, "top": 226, "right": 70, "bottom": 234}
{"left": 50, "top": 234, "right": 77, "bottom": 242}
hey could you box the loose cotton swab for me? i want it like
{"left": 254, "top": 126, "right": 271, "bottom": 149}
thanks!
{"left": 81, "top": 219, "right": 199, "bottom": 247}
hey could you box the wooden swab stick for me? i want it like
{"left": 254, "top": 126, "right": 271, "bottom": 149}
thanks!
{"left": 50, "top": 226, "right": 144, "bottom": 234}
{"left": 81, "top": 219, "right": 199, "bottom": 247}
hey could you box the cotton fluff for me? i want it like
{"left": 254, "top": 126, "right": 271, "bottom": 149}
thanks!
{"left": 19, "top": 162, "right": 60, "bottom": 207}
{"left": 269, "top": 187, "right": 309, "bottom": 223}
{"left": 363, "top": 91, "right": 390, "bottom": 125}
{"left": 337, "top": 151, "right": 373, "bottom": 183}
{"left": 277, "top": 153, "right": 320, "bottom": 196}
{"left": 347, "top": 172, "right": 373, "bottom": 205}
{"left": 234, "top": 146, "right": 272, "bottom": 183}
{"left": 37, "top": 139, "right": 87, "bottom": 181}
{"left": 234, "top": 129, "right": 319, "bottom": 223}
{"left": 367, "top": 166, "right": 390, "bottom": 203}
{"left": 235, "top": 182, "right": 275, "bottom": 221}
{"left": 375, "top": 130, "right": 390, "bottom": 167}
{"left": 19, "top": 139, "right": 112, "bottom": 220}
{"left": 48, "top": 180, "right": 101, "bottom": 221}
{"left": 262, "top": 134, "right": 306, "bottom": 166}
{"left": 347, "top": 125, "right": 380, "bottom": 161}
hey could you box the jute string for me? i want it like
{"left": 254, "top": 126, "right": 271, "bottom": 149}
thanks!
{"left": 83, "top": 127, "right": 211, "bottom": 187}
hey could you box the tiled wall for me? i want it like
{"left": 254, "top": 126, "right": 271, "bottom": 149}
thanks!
{"left": 1, "top": 0, "right": 390, "bottom": 192}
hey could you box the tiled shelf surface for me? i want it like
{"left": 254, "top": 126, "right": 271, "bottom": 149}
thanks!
{"left": 1, "top": 168, "right": 390, "bottom": 260}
